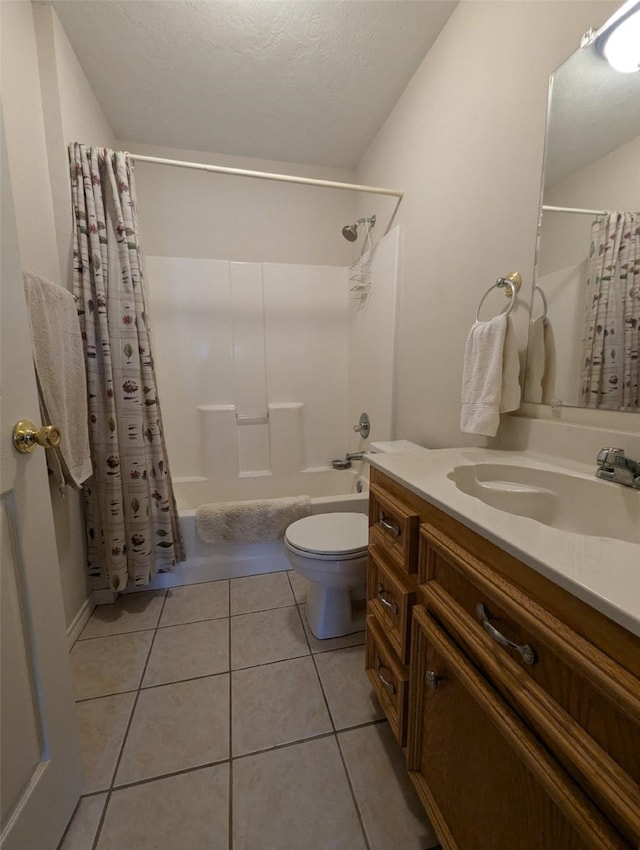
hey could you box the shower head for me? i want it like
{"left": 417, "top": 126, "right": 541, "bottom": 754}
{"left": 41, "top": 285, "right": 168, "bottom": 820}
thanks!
{"left": 341, "top": 215, "right": 376, "bottom": 242}
{"left": 342, "top": 223, "right": 359, "bottom": 242}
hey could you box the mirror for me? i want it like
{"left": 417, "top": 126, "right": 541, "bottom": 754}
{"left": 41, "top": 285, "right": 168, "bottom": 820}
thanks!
{"left": 524, "top": 2, "right": 640, "bottom": 411}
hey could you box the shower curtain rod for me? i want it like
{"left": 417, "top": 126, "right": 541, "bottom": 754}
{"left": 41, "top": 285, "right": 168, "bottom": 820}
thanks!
{"left": 542, "top": 204, "right": 609, "bottom": 216}
{"left": 129, "top": 153, "right": 404, "bottom": 199}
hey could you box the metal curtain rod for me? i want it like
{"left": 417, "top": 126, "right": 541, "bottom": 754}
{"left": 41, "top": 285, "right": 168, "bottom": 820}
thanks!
{"left": 542, "top": 204, "right": 609, "bottom": 216}
{"left": 129, "top": 153, "right": 404, "bottom": 199}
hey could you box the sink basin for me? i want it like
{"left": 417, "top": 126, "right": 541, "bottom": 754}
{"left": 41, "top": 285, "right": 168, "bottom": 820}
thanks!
{"left": 448, "top": 463, "right": 639, "bottom": 544}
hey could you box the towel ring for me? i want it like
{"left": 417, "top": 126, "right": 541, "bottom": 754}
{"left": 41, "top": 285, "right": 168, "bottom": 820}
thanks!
{"left": 475, "top": 277, "right": 518, "bottom": 322}
{"left": 533, "top": 284, "right": 548, "bottom": 319}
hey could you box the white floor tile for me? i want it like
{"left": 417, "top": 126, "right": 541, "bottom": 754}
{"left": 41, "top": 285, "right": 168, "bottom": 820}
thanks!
{"left": 59, "top": 794, "right": 106, "bottom": 850}
{"left": 142, "top": 618, "right": 229, "bottom": 687}
{"left": 76, "top": 693, "right": 136, "bottom": 794}
{"left": 230, "top": 606, "right": 309, "bottom": 669}
{"left": 232, "top": 656, "right": 331, "bottom": 755}
{"left": 160, "top": 580, "right": 229, "bottom": 627}
{"left": 71, "top": 631, "right": 153, "bottom": 700}
{"left": 97, "top": 764, "right": 229, "bottom": 850}
{"left": 314, "top": 645, "right": 383, "bottom": 729}
{"left": 287, "top": 570, "right": 309, "bottom": 604}
{"left": 80, "top": 591, "right": 166, "bottom": 639}
{"left": 115, "top": 675, "right": 229, "bottom": 785}
{"left": 230, "top": 571, "right": 294, "bottom": 615}
{"left": 339, "top": 723, "right": 439, "bottom": 850}
{"left": 233, "top": 736, "right": 367, "bottom": 850}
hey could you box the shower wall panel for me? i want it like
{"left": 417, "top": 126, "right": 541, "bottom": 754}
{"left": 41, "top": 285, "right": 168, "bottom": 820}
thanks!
{"left": 147, "top": 257, "right": 233, "bottom": 479}
{"left": 146, "top": 257, "right": 349, "bottom": 492}
{"left": 347, "top": 227, "right": 401, "bottom": 450}
{"left": 263, "top": 263, "right": 349, "bottom": 470}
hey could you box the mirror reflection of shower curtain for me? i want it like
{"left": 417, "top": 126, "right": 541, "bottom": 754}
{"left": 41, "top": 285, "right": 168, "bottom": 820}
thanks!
{"left": 579, "top": 212, "right": 639, "bottom": 410}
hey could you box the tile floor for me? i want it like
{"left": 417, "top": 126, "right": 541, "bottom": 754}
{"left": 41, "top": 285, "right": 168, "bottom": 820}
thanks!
{"left": 60, "top": 570, "right": 439, "bottom": 850}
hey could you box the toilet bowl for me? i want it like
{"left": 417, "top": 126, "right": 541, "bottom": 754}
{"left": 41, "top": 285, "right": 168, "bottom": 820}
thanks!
{"left": 284, "top": 512, "right": 369, "bottom": 640}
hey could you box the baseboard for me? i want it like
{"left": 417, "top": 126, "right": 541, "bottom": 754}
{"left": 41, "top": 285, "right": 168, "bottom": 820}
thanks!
{"left": 66, "top": 595, "right": 96, "bottom": 648}
{"left": 93, "top": 588, "right": 117, "bottom": 606}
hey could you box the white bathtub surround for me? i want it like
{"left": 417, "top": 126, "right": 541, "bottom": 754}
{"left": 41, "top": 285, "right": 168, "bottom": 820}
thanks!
{"left": 145, "top": 228, "right": 401, "bottom": 499}
{"left": 347, "top": 228, "right": 400, "bottom": 451}
{"left": 139, "top": 231, "right": 400, "bottom": 592}
{"left": 147, "top": 257, "right": 350, "bottom": 482}
{"left": 196, "top": 495, "right": 311, "bottom": 545}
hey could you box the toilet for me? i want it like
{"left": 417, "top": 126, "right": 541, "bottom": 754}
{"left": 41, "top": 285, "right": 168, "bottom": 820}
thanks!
{"left": 285, "top": 440, "right": 429, "bottom": 640}
{"left": 284, "top": 512, "right": 369, "bottom": 639}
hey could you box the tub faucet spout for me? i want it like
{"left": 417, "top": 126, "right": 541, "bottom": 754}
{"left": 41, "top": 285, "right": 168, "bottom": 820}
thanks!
{"left": 346, "top": 451, "right": 366, "bottom": 462}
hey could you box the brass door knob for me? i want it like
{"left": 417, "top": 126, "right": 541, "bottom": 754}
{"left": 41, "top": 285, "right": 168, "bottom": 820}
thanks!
{"left": 13, "top": 419, "right": 62, "bottom": 454}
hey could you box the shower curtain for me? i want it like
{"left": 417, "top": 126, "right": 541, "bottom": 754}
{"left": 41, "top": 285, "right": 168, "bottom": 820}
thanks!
{"left": 579, "top": 212, "right": 640, "bottom": 410}
{"left": 69, "top": 143, "right": 185, "bottom": 592}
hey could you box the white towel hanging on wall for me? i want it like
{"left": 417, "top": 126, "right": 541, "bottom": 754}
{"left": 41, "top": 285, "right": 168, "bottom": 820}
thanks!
{"left": 460, "top": 313, "right": 521, "bottom": 437}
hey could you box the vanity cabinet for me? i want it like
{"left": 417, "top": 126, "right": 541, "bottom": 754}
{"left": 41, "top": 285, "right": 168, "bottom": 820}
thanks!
{"left": 366, "top": 468, "right": 640, "bottom": 850}
{"left": 365, "top": 481, "right": 420, "bottom": 746}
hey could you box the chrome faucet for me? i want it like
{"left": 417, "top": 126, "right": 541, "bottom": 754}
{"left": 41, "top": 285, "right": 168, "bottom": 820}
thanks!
{"left": 595, "top": 448, "right": 640, "bottom": 489}
{"left": 331, "top": 450, "right": 367, "bottom": 470}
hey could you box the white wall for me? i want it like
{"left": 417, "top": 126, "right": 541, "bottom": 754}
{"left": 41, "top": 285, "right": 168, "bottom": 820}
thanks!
{"left": 1, "top": 2, "right": 115, "bottom": 630}
{"left": 34, "top": 4, "right": 117, "bottom": 286}
{"left": 117, "top": 141, "right": 360, "bottom": 266}
{"left": 1, "top": 1, "right": 61, "bottom": 283}
{"left": 356, "top": 0, "right": 623, "bottom": 449}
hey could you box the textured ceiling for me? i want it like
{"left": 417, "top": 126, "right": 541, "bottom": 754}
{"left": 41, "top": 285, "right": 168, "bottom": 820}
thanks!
{"left": 50, "top": 0, "right": 457, "bottom": 168}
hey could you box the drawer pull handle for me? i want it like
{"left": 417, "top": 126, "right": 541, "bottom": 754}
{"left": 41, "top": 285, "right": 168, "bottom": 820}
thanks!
{"left": 377, "top": 584, "right": 398, "bottom": 615}
{"left": 379, "top": 514, "right": 401, "bottom": 537}
{"left": 375, "top": 656, "right": 396, "bottom": 695}
{"left": 425, "top": 670, "right": 443, "bottom": 690}
{"left": 476, "top": 603, "right": 536, "bottom": 666}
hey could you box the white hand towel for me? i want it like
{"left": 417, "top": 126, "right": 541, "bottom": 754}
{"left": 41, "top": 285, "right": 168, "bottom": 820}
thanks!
{"left": 540, "top": 319, "right": 555, "bottom": 404}
{"left": 23, "top": 271, "right": 92, "bottom": 489}
{"left": 525, "top": 316, "right": 555, "bottom": 404}
{"left": 500, "top": 317, "right": 521, "bottom": 414}
{"left": 524, "top": 316, "right": 546, "bottom": 403}
{"left": 460, "top": 314, "right": 521, "bottom": 437}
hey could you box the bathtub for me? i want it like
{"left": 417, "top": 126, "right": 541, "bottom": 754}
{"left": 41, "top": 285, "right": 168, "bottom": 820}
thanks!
{"left": 145, "top": 466, "right": 369, "bottom": 589}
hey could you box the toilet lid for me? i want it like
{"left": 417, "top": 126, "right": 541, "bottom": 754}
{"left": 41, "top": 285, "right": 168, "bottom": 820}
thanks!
{"left": 285, "top": 512, "right": 368, "bottom": 557}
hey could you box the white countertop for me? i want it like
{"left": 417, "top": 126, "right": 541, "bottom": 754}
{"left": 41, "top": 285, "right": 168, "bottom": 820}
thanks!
{"left": 367, "top": 447, "right": 640, "bottom": 638}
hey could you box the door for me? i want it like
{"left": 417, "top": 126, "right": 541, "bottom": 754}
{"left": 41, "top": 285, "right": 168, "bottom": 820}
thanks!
{"left": 0, "top": 110, "right": 83, "bottom": 849}
{"left": 407, "top": 606, "right": 627, "bottom": 850}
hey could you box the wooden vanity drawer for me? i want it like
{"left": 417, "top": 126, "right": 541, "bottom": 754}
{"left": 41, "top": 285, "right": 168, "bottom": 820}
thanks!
{"left": 419, "top": 524, "right": 640, "bottom": 846}
{"left": 369, "top": 483, "right": 420, "bottom": 573}
{"left": 365, "top": 614, "right": 409, "bottom": 745}
{"left": 367, "top": 545, "right": 417, "bottom": 664}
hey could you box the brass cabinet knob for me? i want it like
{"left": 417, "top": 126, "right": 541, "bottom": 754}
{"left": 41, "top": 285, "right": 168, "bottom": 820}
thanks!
{"left": 12, "top": 419, "right": 62, "bottom": 454}
{"left": 425, "top": 670, "right": 443, "bottom": 690}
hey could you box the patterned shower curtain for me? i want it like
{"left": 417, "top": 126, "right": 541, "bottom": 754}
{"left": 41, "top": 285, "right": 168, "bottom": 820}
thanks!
{"left": 69, "top": 143, "right": 185, "bottom": 592}
{"left": 579, "top": 212, "right": 640, "bottom": 410}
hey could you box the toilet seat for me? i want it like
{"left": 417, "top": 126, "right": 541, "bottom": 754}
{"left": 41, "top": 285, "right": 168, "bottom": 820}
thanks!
{"left": 284, "top": 512, "right": 368, "bottom": 561}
